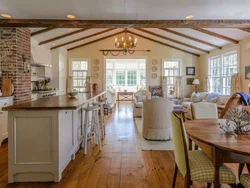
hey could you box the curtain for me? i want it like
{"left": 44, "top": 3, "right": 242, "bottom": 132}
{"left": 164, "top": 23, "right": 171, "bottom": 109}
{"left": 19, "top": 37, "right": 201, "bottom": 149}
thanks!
{"left": 203, "top": 77, "right": 210, "bottom": 92}
{"left": 161, "top": 76, "right": 168, "bottom": 98}
{"left": 175, "top": 76, "right": 183, "bottom": 99}
{"left": 230, "top": 73, "right": 241, "bottom": 95}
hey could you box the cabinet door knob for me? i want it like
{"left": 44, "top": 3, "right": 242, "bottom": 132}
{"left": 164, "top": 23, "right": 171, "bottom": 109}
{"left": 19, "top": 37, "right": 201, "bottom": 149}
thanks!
{"left": 65, "top": 111, "right": 67, "bottom": 114}
{"left": 4, "top": 103, "right": 7, "bottom": 105}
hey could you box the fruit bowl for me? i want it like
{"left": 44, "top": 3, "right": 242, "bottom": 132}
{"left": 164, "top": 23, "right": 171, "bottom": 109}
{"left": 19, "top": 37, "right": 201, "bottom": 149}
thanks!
{"left": 68, "top": 92, "right": 78, "bottom": 97}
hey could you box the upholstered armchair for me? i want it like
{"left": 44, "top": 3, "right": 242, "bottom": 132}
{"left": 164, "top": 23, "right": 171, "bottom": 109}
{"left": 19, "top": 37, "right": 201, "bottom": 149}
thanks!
{"left": 142, "top": 98, "right": 173, "bottom": 140}
{"left": 106, "top": 89, "right": 117, "bottom": 105}
{"left": 148, "top": 85, "right": 162, "bottom": 97}
{"left": 133, "top": 90, "right": 151, "bottom": 117}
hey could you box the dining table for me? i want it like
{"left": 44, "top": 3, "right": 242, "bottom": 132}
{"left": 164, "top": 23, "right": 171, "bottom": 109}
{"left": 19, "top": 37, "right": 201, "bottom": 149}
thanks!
{"left": 185, "top": 119, "right": 250, "bottom": 188}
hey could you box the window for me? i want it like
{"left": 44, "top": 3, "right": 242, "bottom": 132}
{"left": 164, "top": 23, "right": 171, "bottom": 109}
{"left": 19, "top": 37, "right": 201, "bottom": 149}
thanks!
{"left": 106, "top": 59, "right": 146, "bottom": 90}
{"left": 162, "top": 60, "right": 180, "bottom": 95}
{"left": 208, "top": 51, "right": 238, "bottom": 95}
{"left": 70, "top": 59, "right": 89, "bottom": 92}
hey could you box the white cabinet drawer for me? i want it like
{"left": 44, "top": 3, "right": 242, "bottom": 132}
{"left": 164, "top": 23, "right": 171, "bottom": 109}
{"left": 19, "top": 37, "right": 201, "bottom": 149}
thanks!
{"left": 0, "top": 98, "right": 13, "bottom": 108}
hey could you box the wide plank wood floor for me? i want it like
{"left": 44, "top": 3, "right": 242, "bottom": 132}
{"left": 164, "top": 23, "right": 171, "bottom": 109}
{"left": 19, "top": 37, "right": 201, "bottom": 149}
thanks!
{"left": 0, "top": 102, "right": 246, "bottom": 188}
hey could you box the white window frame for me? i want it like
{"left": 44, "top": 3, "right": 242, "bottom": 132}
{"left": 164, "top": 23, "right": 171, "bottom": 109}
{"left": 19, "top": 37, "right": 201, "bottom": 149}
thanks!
{"left": 68, "top": 58, "right": 90, "bottom": 92}
{"left": 104, "top": 57, "right": 147, "bottom": 90}
{"left": 207, "top": 48, "right": 239, "bottom": 96}
{"left": 162, "top": 59, "right": 181, "bottom": 95}
{"left": 105, "top": 59, "right": 146, "bottom": 90}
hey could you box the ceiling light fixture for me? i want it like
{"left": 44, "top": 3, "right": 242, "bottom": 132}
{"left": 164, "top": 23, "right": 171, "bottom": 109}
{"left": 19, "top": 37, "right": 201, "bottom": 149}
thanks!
{"left": 186, "top": 15, "right": 194, "bottom": 19}
{"left": 67, "top": 14, "right": 75, "bottom": 19}
{"left": 1, "top": 14, "right": 11, "bottom": 18}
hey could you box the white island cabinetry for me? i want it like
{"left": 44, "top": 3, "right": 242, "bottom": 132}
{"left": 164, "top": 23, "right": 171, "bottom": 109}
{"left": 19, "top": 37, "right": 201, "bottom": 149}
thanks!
{"left": 5, "top": 91, "right": 105, "bottom": 183}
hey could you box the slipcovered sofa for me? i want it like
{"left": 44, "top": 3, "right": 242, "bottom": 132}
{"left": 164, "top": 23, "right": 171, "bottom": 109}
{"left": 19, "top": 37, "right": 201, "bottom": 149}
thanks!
{"left": 142, "top": 98, "right": 173, "bottom": 140}
{"left": 133, "top": 90, "right": 151, "bottom": 117}
{"left": 182, "top": 92, "right": 230, "bottom": 120}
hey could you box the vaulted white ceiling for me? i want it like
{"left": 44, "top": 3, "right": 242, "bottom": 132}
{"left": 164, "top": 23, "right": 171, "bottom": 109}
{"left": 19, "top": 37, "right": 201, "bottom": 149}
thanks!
{"left": 30, "top": 27, "right": 250, "bottom": 56}
{"left": 1, "top": 0, "right": 250, "bottom": 20}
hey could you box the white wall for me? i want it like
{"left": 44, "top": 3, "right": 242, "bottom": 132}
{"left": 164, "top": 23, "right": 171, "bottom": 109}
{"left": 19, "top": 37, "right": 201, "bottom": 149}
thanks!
{"left": 198, "top": 37, "right": 250, "bottom": 94}
{"left": 67, "top": 35, "right": 199, "bottom": 97}
{"left": 50, "top": 48, "right": 67, "bottom": 94}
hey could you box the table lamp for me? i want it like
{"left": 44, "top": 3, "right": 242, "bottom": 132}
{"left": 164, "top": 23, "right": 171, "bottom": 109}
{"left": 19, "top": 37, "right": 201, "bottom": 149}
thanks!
{"left": 192, "top": 79, "right": 200, "bottom": 93}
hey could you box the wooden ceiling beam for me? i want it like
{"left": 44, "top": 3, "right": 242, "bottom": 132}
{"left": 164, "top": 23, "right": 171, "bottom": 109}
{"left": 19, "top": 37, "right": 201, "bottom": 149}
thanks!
{"left": 51, "top": 28, "right": 115, "bottom": 50}
{"left": 160, "top": 28, "right": 221, "bottom": 49}
{"left": 127, "top": 30, "right": 200, "bottom": 57}
{"left": 2, "top": 19, "right": 250, "bottom": 28}
{"left": 39, "top": 28, "right": 91, "bottom": 45}
{"left": 192, "top": 28, "right": 239, "bottom": 44}
{"left": 31, "top": 28, "right": 56, "bottom": 37}
{"left": 67, "top": 30, "right": 125, "bottom": 51}
{"left": 136, "top": 28, "right": 209, "bottom": 53}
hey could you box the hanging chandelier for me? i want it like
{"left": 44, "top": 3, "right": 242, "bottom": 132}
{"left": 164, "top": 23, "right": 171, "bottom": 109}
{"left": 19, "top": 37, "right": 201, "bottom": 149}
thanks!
{"left": 100, "top": 29, "right": 150, "bottom": 56}
{"left": 114, "top": 29, "right": 137, "bottom": 53}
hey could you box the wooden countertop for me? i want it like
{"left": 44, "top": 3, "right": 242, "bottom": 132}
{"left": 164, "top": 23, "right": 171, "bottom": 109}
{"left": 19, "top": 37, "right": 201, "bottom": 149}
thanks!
{"left": 3, "top": 91, "right": 106, "bottom": 111}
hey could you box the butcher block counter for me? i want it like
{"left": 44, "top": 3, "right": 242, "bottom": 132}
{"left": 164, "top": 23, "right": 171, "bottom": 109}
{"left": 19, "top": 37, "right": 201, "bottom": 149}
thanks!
{"left": 3, "top": 91, "right": 105, "bottom": 111}
{"left": 4, "top": 91, "right": 106, "bottom": 183}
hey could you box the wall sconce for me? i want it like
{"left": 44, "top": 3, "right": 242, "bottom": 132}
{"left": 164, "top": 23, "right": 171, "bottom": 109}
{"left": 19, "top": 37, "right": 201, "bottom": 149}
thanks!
{"left": 22, "top": 54, "right": 30, "bottom": 73}
{"left": 248, "top": 83, "right": 250, "bottom": 94}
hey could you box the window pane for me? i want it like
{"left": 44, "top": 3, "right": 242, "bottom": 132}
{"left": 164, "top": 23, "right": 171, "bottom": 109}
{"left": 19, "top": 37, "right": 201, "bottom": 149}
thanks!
{"left": 127, "top": 63, "right": 137, "bottom": 69}
{"left": 140, "top": 70, "right": 146, "bottom": 89}
{"left": 106, "top": 70, "right": 113, "bottom": 89}
{"left": 115, "top": 63, "right": 126, "bottom": 69}
{"left": 106, "top": 63, "right": 113, "bottom": 69}
{"left": 127, "top": 70, "right": 137, "bottom": 86}
{"left": 116, "top": 71, "right": 125, "bottom": 86}
{"left": 80, "top": 61, "right": 88, "bottom": 70}
{"left": 139, "top": 63, "right": 146, "bottom": 69}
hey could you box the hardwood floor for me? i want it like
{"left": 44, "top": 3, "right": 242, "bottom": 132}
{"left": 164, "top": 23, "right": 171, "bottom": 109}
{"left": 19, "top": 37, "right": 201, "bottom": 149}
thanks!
{"left": 0, "top": 102, "right": 246, "bottom": 188}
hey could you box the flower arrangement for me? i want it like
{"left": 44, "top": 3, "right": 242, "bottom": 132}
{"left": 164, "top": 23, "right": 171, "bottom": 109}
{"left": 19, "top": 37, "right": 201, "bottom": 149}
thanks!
{"left": 218, "top": 108, "right": 250, "bottom": 136}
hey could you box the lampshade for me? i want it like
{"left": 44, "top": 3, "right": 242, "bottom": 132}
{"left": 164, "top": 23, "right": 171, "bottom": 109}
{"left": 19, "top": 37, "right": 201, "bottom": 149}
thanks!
{"left": 248, "top": 83, "right": 250, "bottom": 87}
{"left": 192, "top": 79, "right": 200, "bottom": 85}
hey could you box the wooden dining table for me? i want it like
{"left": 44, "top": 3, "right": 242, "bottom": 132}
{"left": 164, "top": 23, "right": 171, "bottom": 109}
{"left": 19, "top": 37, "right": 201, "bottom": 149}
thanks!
{"left": 185, "top": 119, "right": 250, "bottom": 188}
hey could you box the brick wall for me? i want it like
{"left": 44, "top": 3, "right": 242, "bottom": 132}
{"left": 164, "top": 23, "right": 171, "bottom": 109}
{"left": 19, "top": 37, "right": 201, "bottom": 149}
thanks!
{"left": 0, "top": 28, "right": 31, "bottom": 104}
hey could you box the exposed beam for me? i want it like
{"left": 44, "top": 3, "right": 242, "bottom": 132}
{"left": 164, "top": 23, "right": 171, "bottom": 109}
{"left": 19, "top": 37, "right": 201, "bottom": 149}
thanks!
{"left": 39, "top": 28, "right": 91, "bottom": 45}
{"left": 192, "top": 28, "right": 239, "bottom": 44}
{"left": 31, "top": 28, "right": 56, "bottom": 37}
{"left": 1, "top": 19, "right": 250, "bottom": 28}
{"left": 160, "top": 28, "right": 222, "bottom": 49}
{"left": 127, "top": 30, "right": 200, "bottom": 57}
{"left": 136, "top": 28, "right": 209, "bottom": 53}
{"left": 51, "top": 28, "right": 115, "bottom": 50}
{"left": 67, "top": 30, "right": 125, "bottom": 51}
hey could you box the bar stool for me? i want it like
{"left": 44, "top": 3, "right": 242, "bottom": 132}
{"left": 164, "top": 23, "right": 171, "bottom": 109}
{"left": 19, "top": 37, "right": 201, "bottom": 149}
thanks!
{"left": 92, "top": 101, "right": 105, "bottom": 138}
{"left": 82, "top": 105, "right": 102, "bottom": 155}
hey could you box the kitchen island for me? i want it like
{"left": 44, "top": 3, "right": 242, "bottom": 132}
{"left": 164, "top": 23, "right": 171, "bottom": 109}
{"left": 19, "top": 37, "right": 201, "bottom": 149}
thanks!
{"left": 3, "top": 91, "right": 105, "bottom": 183}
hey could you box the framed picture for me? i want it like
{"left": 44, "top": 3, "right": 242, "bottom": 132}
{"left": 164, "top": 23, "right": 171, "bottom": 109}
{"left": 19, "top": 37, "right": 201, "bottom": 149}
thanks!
{"left": 186, "top": 67, "right": 195, "bottom": 76}
{"left": 245, "top": 66, "right": 250, "bottom": 80}
{"left": 187, "top": 78, "right": 194, "bottom": 85}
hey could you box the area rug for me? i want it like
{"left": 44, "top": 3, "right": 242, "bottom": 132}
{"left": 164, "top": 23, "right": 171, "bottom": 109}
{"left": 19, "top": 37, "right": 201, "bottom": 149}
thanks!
{"left": 134, "top": 118, "right": 173, "bottom": 151}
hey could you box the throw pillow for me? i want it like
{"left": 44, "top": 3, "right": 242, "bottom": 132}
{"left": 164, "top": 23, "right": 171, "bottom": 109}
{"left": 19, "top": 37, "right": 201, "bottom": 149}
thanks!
{"left": 210, "top": 96, "right": 223, "bottom": 105}
{"left": 191, "top": 92, "right": 202, "bottom": 103}
{"left": 206, "top": 92, "right": 220, "bottom": 102}
{"left": 136, "top": 96, "right": 147, "bottom": 102}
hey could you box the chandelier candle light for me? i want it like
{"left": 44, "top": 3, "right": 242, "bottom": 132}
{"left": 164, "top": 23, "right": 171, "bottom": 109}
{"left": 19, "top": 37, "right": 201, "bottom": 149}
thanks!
{"left": 114, "top": 29, "right": 137, "bottom": 54}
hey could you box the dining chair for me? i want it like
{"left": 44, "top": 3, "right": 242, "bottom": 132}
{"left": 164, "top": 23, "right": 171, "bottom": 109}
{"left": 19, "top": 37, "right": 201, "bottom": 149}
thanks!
{"left": 240, "top": 173, "right": 250, "bottom": 188}
{"left": 219, "top": 93, "right": 242, "bottom": 119}
{"left": 191, "top": 102, "right": 218, "bottom": 119}
{"left": 170, "top": 111, "right": 236, "bottom": 188}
